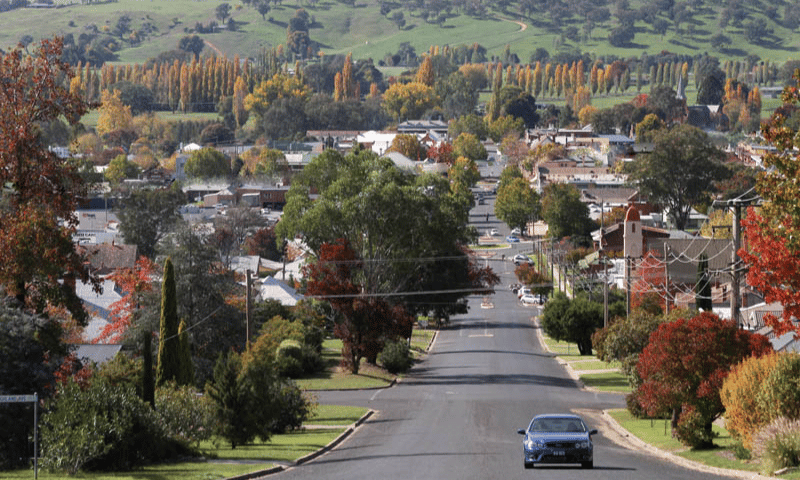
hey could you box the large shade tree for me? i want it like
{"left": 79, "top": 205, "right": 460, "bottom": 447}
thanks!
{"left": 0, "top": 37, "right": 99, "bottom": 321}
{"left": 277, "top": 148, "right": 498, "bottom": 325}
{"left": 541, "top": 182, "right": 594, "bottom": 243}
{"left": 625, "top": 124, "right": 727, "bottom": 230}
{"left": 495, "top": 175, "right": 541, "bottom": 233}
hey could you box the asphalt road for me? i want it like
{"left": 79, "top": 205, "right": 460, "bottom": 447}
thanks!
{"left": 272, "top": 192, "right": 734, "bottom": 480}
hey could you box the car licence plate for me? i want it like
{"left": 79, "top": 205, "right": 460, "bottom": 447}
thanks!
{"left": 552, "top": 450, "right": 565, "bottom": 456}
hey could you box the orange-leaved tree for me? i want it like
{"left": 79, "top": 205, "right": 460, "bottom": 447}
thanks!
{"left": 0, "top": 37, "right": 99, "bottom": 322}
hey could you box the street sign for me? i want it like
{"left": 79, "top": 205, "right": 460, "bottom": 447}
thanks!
{"left": 0, "top": 395, "right": 37, "bottom": 403}
{"left": 0, "top": 393, "right": 39, "bottom": 479}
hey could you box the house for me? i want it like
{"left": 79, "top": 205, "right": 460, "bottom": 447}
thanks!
{"left": 357, "top": 130, "right": 397, "bottom": 155}
{"left": 77, "top": 242, "right": 137, "bottom": 276}
{"left": 73, "top": 210, "right": 121, "bottom": 245}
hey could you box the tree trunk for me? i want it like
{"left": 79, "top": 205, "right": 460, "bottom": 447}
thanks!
{"left": 671, "top": 407, "right": 681, "bottom": 434}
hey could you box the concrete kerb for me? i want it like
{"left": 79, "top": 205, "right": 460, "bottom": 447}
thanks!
{"left": 224, "top": 409, "right": 377, "bottom": 480}
{"left": 225, "top": 328, "right": 439, "bottom": 479}
{"left": 534, "top": 315, "right": 775, "bottom": 480}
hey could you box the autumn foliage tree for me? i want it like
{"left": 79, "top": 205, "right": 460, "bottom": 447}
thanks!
{"left": 739, "top": 70, "right": 800, "bottom": 337}
{"left": 634, "top": 312, "right": 771, "bottom": 448}
{"left": 304, "top": 239, "right": 413, "bottom": 373}
{"left": 94, "top": 256, "right": 157, "bottom": 344}
{"left": 0, "top": 37, "right": 98, "bottom": 322}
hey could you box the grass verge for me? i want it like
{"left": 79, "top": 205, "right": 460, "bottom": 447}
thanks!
{"left": 608, "top": 409, "right": 766, "bottom": 475}
{"left": 579, "top": 371, "right": 630, "bottom": 393}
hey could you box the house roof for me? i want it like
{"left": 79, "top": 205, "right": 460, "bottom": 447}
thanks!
{"left": 256, "top": 276, "right": 304, "bottom": 306}
{"left": 230, "top": 256, "right": 261, "bottom": 275}
{"left": 73, "top": 344, "right": 123, "bottom": 365}
{"left": 78, "top": 243, "right": 137, "bottom": 275}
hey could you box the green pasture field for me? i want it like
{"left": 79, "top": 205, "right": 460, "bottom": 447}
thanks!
{"left": 1, "top": 0, "right": 798, "bottom": 69}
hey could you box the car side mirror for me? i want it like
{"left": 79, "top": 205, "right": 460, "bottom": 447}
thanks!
{"left": 517, "top": 429, "right": 527, "bottom": 435}
{"left": 589, "top": 429, "right": 598, "bottom": 436}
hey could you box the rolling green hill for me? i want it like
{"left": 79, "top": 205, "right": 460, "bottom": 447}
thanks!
{"left": 1, "top": 0, "right": 798, "bottom": 67}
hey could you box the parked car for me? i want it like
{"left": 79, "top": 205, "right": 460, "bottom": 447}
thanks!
{"left": 513, "top": 254, "right": 533, "bottom": 266}
{"left": 520, "top": 294, "right": 538, "bottom": 306}
{"left": 506, "top": 235, "right": 520, "bottom": 243}
{"left": 511, "top": 227, "right": 521, "bottom": 236}
{"left": 489, "top": 228, "right": 499, "bottom": 236}
{"left": 510, "top": 283, "right": 522, "bottom": 294}
{"left": 517, "top": 287, "right": 531, "bottom": 299}
{"left": 517, "top": 414, "right": 597, "bottom": 469}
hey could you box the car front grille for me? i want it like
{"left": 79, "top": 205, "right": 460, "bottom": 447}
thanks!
{"left": 546, "top": 442, "right": 576, "bottom": 449}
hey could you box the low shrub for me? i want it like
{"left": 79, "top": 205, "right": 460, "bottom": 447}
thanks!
{"left": 752, "top": 417, "right": 800, "bottom": 475}
{"left": 378, "top": 339, "right": 413, "bottom": 374}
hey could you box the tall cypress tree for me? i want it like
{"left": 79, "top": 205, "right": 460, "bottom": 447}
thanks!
{"left": 156, "top": 257, "right": 180, "bottom": 386}
{"left": 177, "top": 318, "right": 195, "bottom": 387}
{"left": 696, "top": 254, "right": 712, "bottom": 312}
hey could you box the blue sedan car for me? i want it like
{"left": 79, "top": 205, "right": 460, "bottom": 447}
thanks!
{"left": 517, "top": 414, "right": 597, "bottom": 469}
{"left": 506, "top": 235, "right": 520, "bottom": 243}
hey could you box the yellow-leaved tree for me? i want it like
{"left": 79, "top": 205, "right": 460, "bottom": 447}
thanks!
{"left": 96, "top": 89, "right": 133, "bottom": 137}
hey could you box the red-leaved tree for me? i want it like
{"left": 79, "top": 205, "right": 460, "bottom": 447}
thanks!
{"left": 304, "top": 239, "right": 413, "bottom": 374}
{"left": 738, "top": 71, "right": 800, "bottom": 336}
{"left": 94, "top": 257, "right": 157, "bottom": 344}
{"left": 634, "top": 312, "right": 771, "bottom": 448}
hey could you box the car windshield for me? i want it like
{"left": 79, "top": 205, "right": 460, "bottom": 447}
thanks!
{"left": 530, "top": 417, "right": 586, "bottom": 433}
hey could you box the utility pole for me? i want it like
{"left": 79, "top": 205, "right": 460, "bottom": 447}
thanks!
{"left": 246, "top": 269, "right": 253, "bottom": 346}
{"left": 730, "top": 200, "right": 742, "bottom": 328}
{"left": 664, "top": 243, "right": 670, "bottom": 315}
{"left": 626, "top": 256, "right": 632, "bottom": 317}
{"left": 600, "top": 201, "right": 608, "bottom": 328}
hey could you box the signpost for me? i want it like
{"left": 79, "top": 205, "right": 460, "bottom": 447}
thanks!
{"left": 0, "top": 393, "right": 38, "bottom": 479}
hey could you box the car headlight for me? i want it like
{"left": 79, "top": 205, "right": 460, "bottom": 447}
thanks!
{"left": 525, "top": 438, "right": 545, "bottom": 449}
{"left": 577, "top": 440, "right": 591, "bottom": 449}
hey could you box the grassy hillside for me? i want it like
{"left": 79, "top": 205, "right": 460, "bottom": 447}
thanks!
{"left": 1, "top": 0, "right": 798, "bottom": 66}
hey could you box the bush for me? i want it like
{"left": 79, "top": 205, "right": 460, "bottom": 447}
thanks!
{"left": 300, "top": 342, "right": 324, "bottom": 374}
{"left": 276, "top": 339, "right": 303, "bottom": 378}
{"left": 722, "top": 352, "right": 800, "bottom": 449}
{"left": 268, "top": 379, "right": 315, "bottom": 434}
{"left": 378, "top": 339, "right": 413, "bottom": 374}
{"left": 155, "top": 381, "right": 215, "bottom": 447}
{"left": 40, "top": 379, "right": 190, "bottom": 473}
{"left": 752, "top": 417, "right": 800, "bottom": 475}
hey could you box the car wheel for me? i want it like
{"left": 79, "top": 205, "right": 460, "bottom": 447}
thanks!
{"left": 581, "top": 461, "right": 593, "bottom": 469}
{"left": 524, "top": 462, "right": 534, "bottom": 469}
